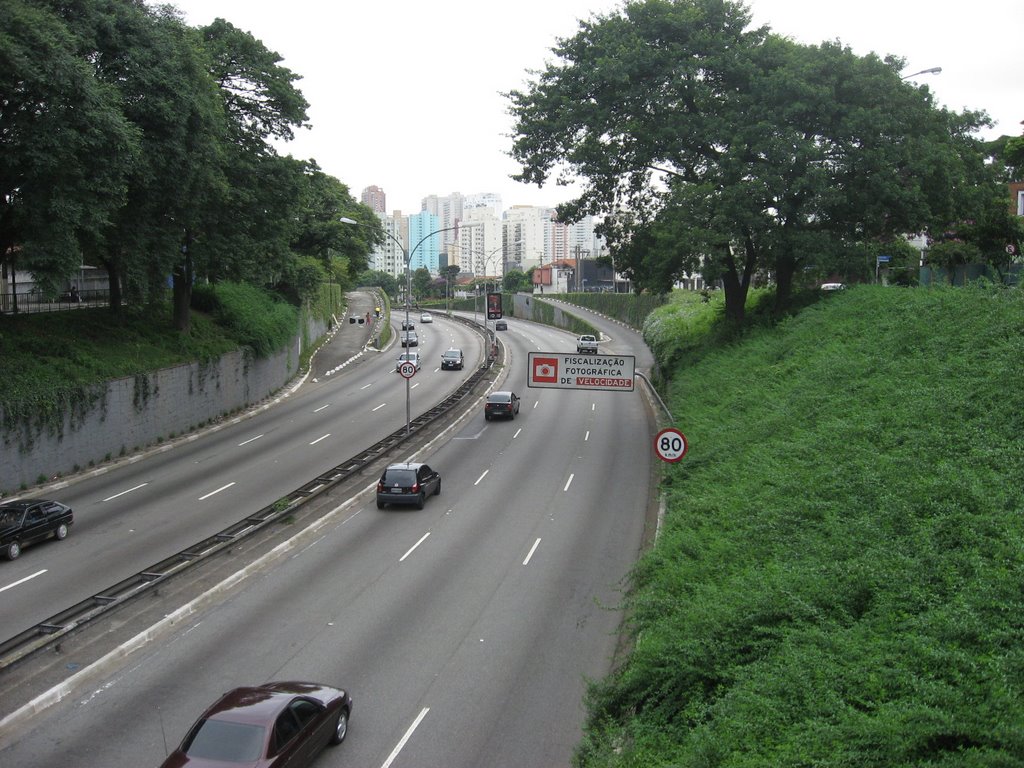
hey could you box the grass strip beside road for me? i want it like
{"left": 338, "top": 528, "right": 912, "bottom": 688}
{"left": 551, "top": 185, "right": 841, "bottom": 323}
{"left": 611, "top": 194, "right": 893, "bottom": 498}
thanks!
{"left": 577, "top": 285, "right": 1024, "bottom": 766}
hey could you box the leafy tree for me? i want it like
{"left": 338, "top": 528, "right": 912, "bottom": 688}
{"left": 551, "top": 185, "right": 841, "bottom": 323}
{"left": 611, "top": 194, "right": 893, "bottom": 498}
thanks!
{"left": 187, "top": 16, "right": 310, "bottom": 324}
{"left": 199, "top": 151, "right": 306, "bottom": 287}
{"left": 507, "top": 0, "right": 987, "bottom": 321}
{"left": 197, "top": 17, "right": 309, "bottom": 152}
{"left": 411, "top": 266, "right": 432, "bottom": 300}
{"left": 0, "top": 0, "right": 139, "bottom": 309}
{"left": 50, "top": 0, "right": 227, "bottom": 325}
{"left": 356, "top": 269, "right": 399, "bottom": 297}
{"left": 288, "top": 163, "right": 371, "bottom": 285}
{"left": 989, "top": 133, "right": 1024, "bottom": 181}
{"left": 503, "top": 268, "right": 531, "bottom": 293}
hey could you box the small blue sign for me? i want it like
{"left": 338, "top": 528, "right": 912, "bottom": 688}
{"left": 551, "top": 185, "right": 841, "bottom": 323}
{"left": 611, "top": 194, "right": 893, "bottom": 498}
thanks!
{"left": 876, "top": 255, "right": 892, "bottom": 263}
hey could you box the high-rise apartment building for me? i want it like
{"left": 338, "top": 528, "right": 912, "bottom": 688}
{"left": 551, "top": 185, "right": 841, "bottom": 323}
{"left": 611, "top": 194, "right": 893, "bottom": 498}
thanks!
{"left": 371, "top": 210, "right": 406, "bottom": 278}
{"left": 407, "top": 211, "right": 442, "bottom": 273}
{"left": 361, "top": 185, "right": 386, "bottom": 213}
{"left": 464, "top": 192, "right": 502, "bottom": 219}
{"left": 503, "top": 205, "right": 553, "bottom": 271}
{"left": 458, "top": 207, "right": 503, "bottom": 277}
{"left": 422, "top": 193, "right": 465, "bottom": 249}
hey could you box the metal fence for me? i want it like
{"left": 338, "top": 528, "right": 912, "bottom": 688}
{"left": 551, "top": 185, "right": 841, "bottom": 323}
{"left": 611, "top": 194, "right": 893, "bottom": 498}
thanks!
{"left": 0, "top": 288, "right": 110, "bottom": 315}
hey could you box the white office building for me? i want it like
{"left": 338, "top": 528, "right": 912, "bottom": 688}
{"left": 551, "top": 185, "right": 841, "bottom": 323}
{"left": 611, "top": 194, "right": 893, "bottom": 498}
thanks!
{"left": 503, "top": 205, "right": 553, "bottom": 272}
{"left": 371, "top": 210, "right": 407, "bottom": 279}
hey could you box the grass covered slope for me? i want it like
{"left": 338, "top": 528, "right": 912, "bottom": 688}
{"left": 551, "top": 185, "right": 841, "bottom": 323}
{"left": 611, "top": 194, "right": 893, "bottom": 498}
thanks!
{"left": 0, "top": 283, "right": 300, "bottom": 432}
{"left": 579, "top": 286, "right": 1024, "bottom": 767}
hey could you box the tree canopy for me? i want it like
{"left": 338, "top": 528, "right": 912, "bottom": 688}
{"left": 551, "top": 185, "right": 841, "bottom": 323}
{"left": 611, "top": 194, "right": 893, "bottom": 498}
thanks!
{"left": 507, "top": 0, "right": 992, "bottom": 320}
{"left": 2, "top": 0, "right": 376, "bottom": 329}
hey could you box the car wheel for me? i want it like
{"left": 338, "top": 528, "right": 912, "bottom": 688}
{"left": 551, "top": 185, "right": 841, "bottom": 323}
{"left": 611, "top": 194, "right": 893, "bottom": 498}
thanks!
{"left": 416, "top": 493, "right": 425, "bottom": 510}
{"left": 485, "top": 413, "right": 490, "bottom": 421}
{"left": 55, "top": 523, "right": 69, "bottom": 540}
{"left": 5, "top": 541, "right": 20, "bottom": 560}
{"left": 376, "top": 499, "right": 385, "bottom": 510}
{"left": 435, "top": 480, "right": 442, "bottom": 496}
{"left": 329, "top": 709, "right": 349, "bottom": 745}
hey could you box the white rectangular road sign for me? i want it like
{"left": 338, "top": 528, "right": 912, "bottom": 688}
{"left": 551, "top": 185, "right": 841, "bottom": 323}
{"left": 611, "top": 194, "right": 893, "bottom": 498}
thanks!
{"left": 527, "top": 351, "right": 636, "bottom": 391}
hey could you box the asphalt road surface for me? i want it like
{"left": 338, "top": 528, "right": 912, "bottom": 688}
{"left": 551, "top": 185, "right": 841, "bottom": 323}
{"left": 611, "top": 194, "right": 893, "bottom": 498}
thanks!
{"left": 0, "top": 299, "right": 657, "bottom": 768}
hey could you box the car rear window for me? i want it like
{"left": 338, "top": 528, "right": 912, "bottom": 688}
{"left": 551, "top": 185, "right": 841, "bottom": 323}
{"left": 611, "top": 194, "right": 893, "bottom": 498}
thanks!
{"left": 382, "top": 469, "right": 417, "bottom": 486}
{"left": 183, "top": 719, "right": 265, "bottom": 762}
{"left": 488, "top": 394, "right": 511, "bottom": 403}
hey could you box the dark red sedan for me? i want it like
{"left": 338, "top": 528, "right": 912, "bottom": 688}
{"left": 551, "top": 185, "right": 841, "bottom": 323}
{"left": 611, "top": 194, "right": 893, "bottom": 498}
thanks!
{"left": 159, "top": 681, "right": 352, "bottom": 767}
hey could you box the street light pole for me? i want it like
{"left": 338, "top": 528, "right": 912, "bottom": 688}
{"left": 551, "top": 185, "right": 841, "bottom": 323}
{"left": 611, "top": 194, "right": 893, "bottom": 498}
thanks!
{"left": 901, "top": 66, "right": 942, "bottom": 80}
{"left": 340, "top": 216, "right": 460, "bottom": 436}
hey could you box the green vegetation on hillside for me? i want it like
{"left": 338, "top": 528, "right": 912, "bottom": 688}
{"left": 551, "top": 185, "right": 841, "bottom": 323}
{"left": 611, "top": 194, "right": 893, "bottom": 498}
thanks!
{"left": 0, "top": 284, "right": 305, "bottom": 431}
{"left": 577, "top": 285, "right": 1024, "bottom": 766}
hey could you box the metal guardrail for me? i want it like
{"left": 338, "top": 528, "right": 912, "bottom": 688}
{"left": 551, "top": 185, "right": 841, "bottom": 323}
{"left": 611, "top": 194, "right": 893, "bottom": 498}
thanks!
{"left": 0, "top": 355, "right": 495, "bottom": 670}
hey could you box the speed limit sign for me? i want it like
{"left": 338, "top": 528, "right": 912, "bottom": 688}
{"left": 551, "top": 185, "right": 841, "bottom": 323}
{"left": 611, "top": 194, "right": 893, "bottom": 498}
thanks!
{"left": 654, "top": 427, "right": 688, "bottom": 463}
{"left": 398, "top": 362, "right": 417, "bottom": 379}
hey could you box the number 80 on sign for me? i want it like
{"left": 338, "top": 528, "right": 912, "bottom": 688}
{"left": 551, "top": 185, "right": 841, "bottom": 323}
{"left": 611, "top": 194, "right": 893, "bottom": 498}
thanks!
{"left": 654, "top": 427, "right": 688, "bottom": 463}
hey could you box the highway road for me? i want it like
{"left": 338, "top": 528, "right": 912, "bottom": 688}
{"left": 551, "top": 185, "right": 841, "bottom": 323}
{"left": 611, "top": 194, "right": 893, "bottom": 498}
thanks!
{"left": 0, "top": 293, "right": 484, "bottom": 639}
{"left": 0, "top": 298, "right": 657, "bottom": 767}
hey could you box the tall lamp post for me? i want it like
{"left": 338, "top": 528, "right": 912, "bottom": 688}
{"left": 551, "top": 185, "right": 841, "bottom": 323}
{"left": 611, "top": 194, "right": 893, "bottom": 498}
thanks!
{"left": 340, "top": 216, "right": 460, "bottom": 436}
{"left": 901, "top": 66, "right": 941, "bottom": 80}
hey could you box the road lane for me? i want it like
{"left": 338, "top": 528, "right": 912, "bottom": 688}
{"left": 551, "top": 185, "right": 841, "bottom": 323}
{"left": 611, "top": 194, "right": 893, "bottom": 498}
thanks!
{"left": 0, "top": 308, "right": 486, "bottom": 638}
{"left": 0, "top": 302, "right": 656, "bottom": 768}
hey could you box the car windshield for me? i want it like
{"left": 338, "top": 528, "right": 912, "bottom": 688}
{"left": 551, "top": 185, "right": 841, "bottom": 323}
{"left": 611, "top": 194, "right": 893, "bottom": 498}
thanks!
{"left": 383, "top": 469, "right": 417, "bottom": 486}
{"left": 0, "top": 510, "right": 25, "bottom": 526}
{"left": 443, "top": 351, "right": 460, "bottom": 359}
{"left": 183, "top": 719, "right": 265, "bottom": 762}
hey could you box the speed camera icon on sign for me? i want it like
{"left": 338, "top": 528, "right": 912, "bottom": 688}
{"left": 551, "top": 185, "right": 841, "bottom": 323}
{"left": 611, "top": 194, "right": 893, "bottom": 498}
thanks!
{"left": 532, "top": 357, "right": 559, "bottom": 383}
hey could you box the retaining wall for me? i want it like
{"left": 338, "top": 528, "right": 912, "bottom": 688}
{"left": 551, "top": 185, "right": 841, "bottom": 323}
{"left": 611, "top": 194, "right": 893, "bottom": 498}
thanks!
{"left": 1, "top": 317, "right": 328, "bottom": 494}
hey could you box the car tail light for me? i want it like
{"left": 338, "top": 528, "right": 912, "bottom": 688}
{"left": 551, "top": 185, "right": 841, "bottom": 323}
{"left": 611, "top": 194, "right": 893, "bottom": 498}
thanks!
{"left": 377, "top": 481, "right": 384, "bottom": 492}
{"left": 411, "top": 482, "right": 420, "bottom": 493}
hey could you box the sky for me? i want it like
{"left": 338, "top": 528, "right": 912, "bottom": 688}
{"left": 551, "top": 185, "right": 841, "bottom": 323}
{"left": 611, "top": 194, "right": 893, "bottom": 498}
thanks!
{"left": 157, "top": 0, "right": 1022, "bottom": 215}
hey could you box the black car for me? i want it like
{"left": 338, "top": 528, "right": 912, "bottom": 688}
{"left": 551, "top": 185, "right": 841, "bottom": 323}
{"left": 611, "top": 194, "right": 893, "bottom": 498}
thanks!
{"left": 401, "top": 331, "right": 419, "bottom": 347}
{"left": 0, "top": 499, "right": 74, "bottom": 560}
{"left": 484, "top": 391, "right": 520, "bottom": 420}
{"left": 158, "top": 681, "right": 351, "bottom": 767}
{"left": 440, "top": 348, "right": 464, "bottom": 370}
{"left": 401, "top": 320, "right": 415, "bottom": 331}
{"left": 494, "top": 320, "right": 508, "bottom": 331}
{"left": 376, "top": 463, "right": 441, "bottom": 510}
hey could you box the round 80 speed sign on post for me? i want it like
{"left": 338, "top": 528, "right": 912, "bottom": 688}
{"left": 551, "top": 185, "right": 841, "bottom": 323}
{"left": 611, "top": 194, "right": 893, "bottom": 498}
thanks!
{"left": 654, "top": 427, "right": 688, "bottom": 463}
{"left": 398, "top": 362, "right": 417, "bottom": 379}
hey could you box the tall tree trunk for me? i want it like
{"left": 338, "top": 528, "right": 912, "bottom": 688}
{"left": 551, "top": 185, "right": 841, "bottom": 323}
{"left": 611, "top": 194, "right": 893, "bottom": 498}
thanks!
{"left": 773, "top": 253, "right": 797, "bottom": 314}
{"left": 173, "top": 230, "right": 193, "bottom": 332}
{"left": 7, "top": 253, "right": 20, "bottom": 315}
{"left": 99, "top": 255, "right": 122, "bottom": 313}
{"left": 720, "top": 241, "right": 756, "bottom": 324}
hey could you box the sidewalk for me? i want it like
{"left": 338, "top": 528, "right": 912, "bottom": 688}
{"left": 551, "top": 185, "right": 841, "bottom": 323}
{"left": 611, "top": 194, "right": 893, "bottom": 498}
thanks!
{"left": 308, "top": 291, "right": 386, "bottom": 380}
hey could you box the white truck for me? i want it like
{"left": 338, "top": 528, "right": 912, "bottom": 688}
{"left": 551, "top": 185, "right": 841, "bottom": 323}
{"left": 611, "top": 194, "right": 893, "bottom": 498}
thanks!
{"left": 576, "top": 334, "right": 599, "bottom": 354}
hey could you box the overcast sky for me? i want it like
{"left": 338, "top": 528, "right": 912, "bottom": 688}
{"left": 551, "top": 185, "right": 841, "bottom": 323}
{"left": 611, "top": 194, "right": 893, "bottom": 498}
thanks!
{"left": 157, "top": 0, "right": 1022, "bottom": 214}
